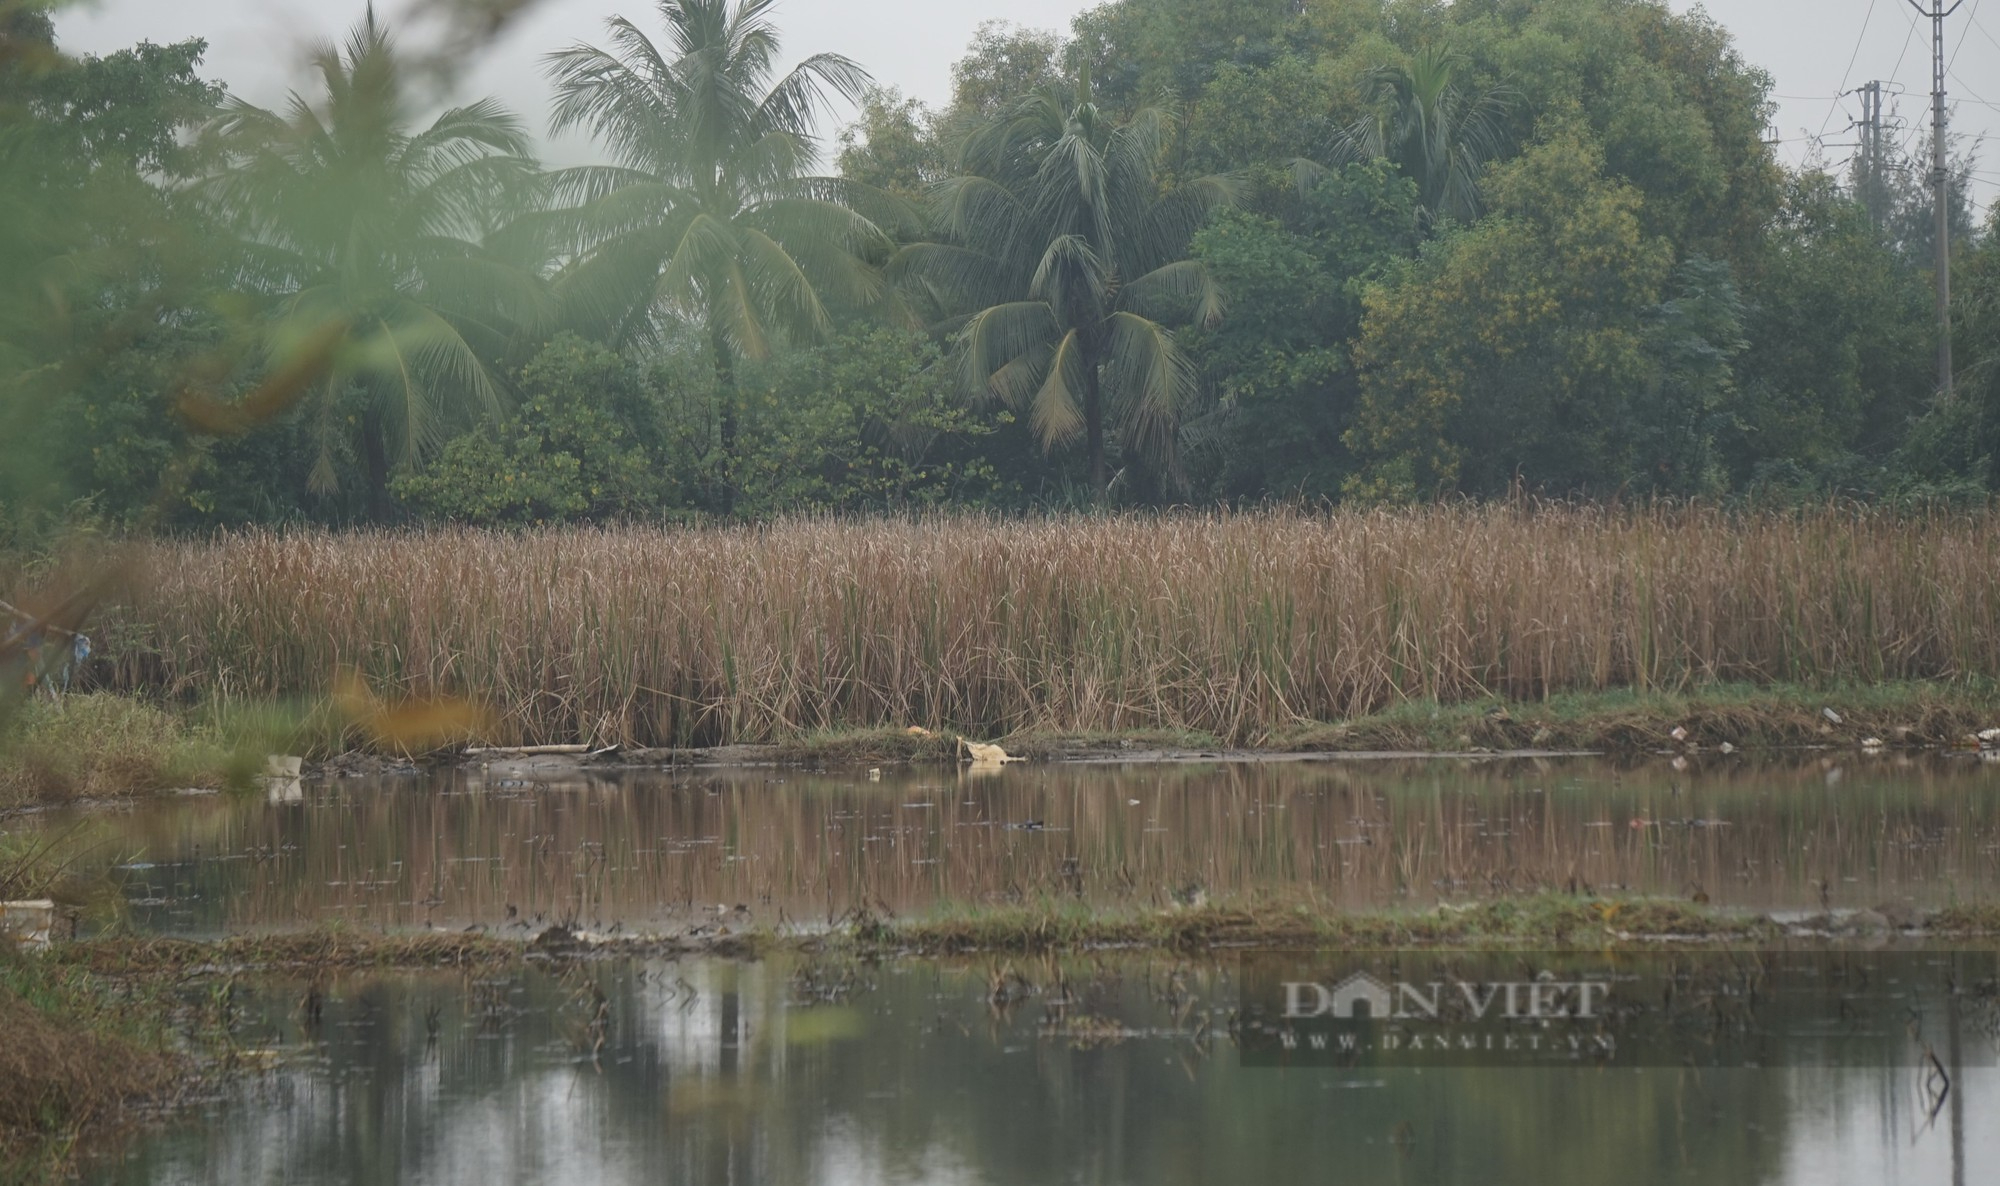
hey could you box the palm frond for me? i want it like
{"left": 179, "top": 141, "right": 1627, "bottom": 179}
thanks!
{"left": 1030, "top": 328, "right": 1087, "bottom": 448}
{"left": 1121, "top": 258, "right": 1224, "bottom": 328}
{"left": 1028, "top": 233, "right": 1109, "bottom": 316}
{"left": 1102, "top": 310, "right": 1197, "bottom": 465}
{"left": 736, "top": 224, "right": 833, "bottom": 344}
{"left": 757, "top": 52, "right": 872, "bottom": 143}
{"left": 957, "top": 299, "right": 1058, "bottom": 404}
{"left": 927, "top": 174, "right": 1028, "bottom": 253}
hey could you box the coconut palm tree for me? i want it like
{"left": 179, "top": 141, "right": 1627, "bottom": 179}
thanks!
{"left": 542, "top": 0, "right": 894, "bottom": 497}
{"left": 1327, "top": 46, "right": 1509, "bottom": 226}
{"left": 199, "top": 10, "right": 547, "bottom": 519}
{"left": 898, "top": 74, "right": 1235, "bottom": 494}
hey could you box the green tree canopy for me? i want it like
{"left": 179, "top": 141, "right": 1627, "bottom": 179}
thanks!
{"left": 542, "top": 0, "right": 896, "bottom": 507}
{"left": 1186, "top": 161, "right": 1420, "bottom": 501}
{"left": 837, "top": 86, "right": 945, "bottom": 206}
{"left": 198, "top": 11, "right": 548, "bottom": 519}
{"left": 898, "top": 76, "right": 1237, "bottom": 493}
{"left": 1325, "top": 46, "right": 1509, "bottom": 226}
{"left": 1, "top": 14, "right": 229, "bottom": 528}
{"left": 1345, "top": 129, "right": 1678, "bottom": 497}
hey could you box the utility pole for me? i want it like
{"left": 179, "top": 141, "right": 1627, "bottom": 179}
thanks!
{"left": 1906, "top": 0, "right": 1962, "bottom": 398}
{"left": 1853, "top": 80, "right": 1886, "bottom": 228}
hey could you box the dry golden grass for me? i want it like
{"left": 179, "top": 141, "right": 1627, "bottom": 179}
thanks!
{"left": 100, "top": 505, "right": 2000, "bottom": 746}
{"left": 0, "top": 959, "right": 180, "bottom": 1173}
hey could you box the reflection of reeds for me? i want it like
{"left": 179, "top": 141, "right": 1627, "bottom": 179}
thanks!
{"left": 48, "top": 757, "right": 2000, "bottom": 931}
{"left": 101, "top": 507, "right": 2000, "bottom": 746}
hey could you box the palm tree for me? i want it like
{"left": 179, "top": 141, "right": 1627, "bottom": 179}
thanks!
{"left": 199, "top": 10, "right": 546, "bottom": 519}
{"left": 1327, "top": 46, "right": 1508, "bottom": 226}
{"left": 898, "top": 74, "right": 1235, "bottom": 494}
{"left": 543, "top": 0, "right": 893, "bottom": 496}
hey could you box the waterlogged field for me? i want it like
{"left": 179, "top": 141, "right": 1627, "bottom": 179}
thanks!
{"left": 16, "top": 753, "right": 2000, "bottom": 1186}
{"left": 23, "top": 753, "right": 2000, "bottom": 934}
{"left": 83, "top": 955, "right": 1999, "bottom": 1186}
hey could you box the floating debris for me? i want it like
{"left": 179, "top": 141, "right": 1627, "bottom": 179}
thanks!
{"left": 1, "top": 899, "right": 67, "bottom": 947}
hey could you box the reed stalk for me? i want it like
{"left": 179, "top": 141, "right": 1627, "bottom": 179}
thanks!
{"left": 92, "top": 505, "right": 2000, "bottom": 746}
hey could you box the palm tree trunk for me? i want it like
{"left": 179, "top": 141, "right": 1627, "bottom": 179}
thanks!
{"left": 361, "top": 406, "right": 393, "bottom": 523}
{"left": 710, "top": 315, "right": 738, "bottom": 513}
{"left": 1085, "top": 362, "right": 1108, "bottom": 496}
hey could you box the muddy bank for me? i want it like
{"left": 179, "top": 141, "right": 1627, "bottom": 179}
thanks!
{"left": 393, "top": 682, "right": 2000, "bottom": 778}
{"left": 45, "top": 896, "right": 2000, "bottom": 973}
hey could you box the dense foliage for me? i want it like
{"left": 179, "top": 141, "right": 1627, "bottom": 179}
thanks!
{"left": 3, "top": 0, "right": 1996, "bottom": 531}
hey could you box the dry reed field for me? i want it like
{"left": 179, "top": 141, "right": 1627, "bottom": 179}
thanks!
{"left": 98, "top": 506, "right": 2000, "bottom": 746}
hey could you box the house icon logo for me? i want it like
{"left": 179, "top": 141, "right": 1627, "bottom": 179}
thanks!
{"left": 1327, "top": 972, "right": 1394, "bottom": 1019}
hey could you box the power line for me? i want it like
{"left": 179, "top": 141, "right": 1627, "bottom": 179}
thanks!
{"left": 1948, "top": 0, "right": 1983, "bottom": 69}
{"left": 1823, "top": 0, "right": 1882, "bottom": 138}
{"left": 1891, "top": 6, "right": 1925, "bottom": 85}
{"left": 1972, "top": 7, "right": 2000, "bottom": 53}
{"left": 1947, "top": 69, "right": 1993, "bottom": 108}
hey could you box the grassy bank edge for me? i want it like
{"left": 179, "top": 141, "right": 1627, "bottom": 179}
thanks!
{"left": 9, "top": 680, "right": 2000, "bottom": 810}
{"left": 45, "top": 895, "right": 2000, "bottom": 976}
{"left": 694, "top": 679, "right": 2000, "bottom": 766}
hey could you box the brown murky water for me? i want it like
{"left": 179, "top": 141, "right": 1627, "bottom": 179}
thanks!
{"left": 19, "top": 752, "right": 2000, "bottom": 935}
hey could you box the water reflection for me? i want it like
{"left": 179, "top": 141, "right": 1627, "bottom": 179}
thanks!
{"left": 86, "top": 955, "right": 1996, "bottom": 1186}
{"left": 17, "top": 755, "right": 1993, "bottom": 934}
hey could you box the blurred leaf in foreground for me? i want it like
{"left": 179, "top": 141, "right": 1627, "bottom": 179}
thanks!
{"left": 332, "top": 669, "right": 494, "bottom": 754}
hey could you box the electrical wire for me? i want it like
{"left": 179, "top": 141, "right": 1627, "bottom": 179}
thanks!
{"left": 1891, "top": 6, "right": 1925, "bottom": 83}
{"left": 1948, "top": 0, "right": 1983, "bottom": 70}
{"left": 1972, "top": 6, "right": 2000, "bottom": 54}
{"left": 1822, "top": 0, "right": 1882, "bottom": 138}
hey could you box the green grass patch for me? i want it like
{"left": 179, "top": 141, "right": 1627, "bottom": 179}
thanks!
{"left": 54, "top": 928, "right": 522, "bottom": 978}
{"left": 0, "top": 695, "right": 231, "bottom": 809}
{"left": 0, "top": 693, "right": 348, "bottom": 811}
{"left": 1272, "top": 680, "right": 2000, "bottom": 753}
{"left": 1927, "top": 903, "right": 2000, "bottom": 933}
{"left": 852, "top": 892, "right": 1779, "bottom": 954}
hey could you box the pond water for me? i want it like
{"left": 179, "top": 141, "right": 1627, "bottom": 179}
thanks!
{"left": 24, "top": 753, "right": 2000, "bottom": 933}
{"left": 9, "top": 753, "right": 1999, "bottom": 1185}
{"left": 84, "top": 954, "right": 1998, "bottom": 1186}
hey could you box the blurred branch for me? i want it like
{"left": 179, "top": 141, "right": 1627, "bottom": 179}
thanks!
{"left": 400, "top": 0, "right": 552, "bottom": 88}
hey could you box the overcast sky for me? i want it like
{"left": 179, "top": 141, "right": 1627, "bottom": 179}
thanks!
{"left": 53, "top": 0, "right": 2000, "bottom": 215}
